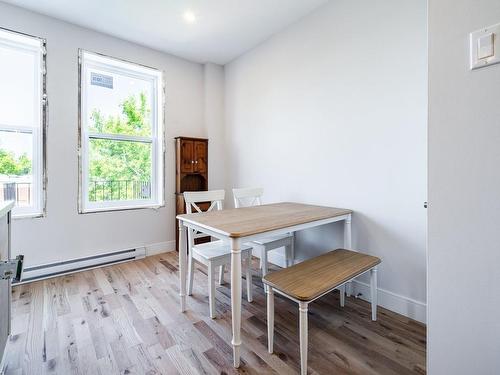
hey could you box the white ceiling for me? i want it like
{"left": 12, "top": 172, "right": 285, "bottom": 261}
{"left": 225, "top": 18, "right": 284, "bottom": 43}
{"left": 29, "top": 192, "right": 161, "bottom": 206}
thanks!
{"left": 2, "top": 0, "right": 329, "bottom": 64}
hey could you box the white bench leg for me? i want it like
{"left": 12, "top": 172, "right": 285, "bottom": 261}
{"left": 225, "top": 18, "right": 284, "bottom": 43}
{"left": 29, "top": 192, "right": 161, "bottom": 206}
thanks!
{"left": 187, "top": 252, "right": 195, "bottom": 296}
{"left": 245, "top": 252, "right": 253, "bottom": 302}
{"left": 299, "top": 302, "right": 308, "bottom": 375}
{"left": 339, "top": 284, "right": 345, "bottom": 307}
{"left": 370, "top": 267, "right": 378, "bottom": 321}
{"left": 267, "top": 287, "right": 274, "bottom": 353}
{"left": 218, "top": 265, "right": 225, "bottom": 285}
{"left": 208, "top": 262, "right": 216, "bottom": 319}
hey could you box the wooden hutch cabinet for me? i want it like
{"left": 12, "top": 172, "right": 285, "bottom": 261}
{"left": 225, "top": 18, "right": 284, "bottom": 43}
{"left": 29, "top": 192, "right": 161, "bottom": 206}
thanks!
{"left": 175, "top": 136, "right": 209, "bottom": 251}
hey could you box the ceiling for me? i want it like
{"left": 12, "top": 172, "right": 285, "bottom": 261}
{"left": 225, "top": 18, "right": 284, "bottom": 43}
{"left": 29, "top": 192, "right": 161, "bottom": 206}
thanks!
{"left": 2, "top": 0, "right": 329, "bottom": 64}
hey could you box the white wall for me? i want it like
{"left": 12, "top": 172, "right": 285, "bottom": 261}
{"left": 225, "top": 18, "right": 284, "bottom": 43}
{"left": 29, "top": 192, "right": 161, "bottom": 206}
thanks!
{"left": 1, "top": 0, "right": 430, "bottom": 326}
{"left": 428, "top": 0, "right": 500, "bottom": 373}
{"left": 0, "top": 3, "right": 207, "bottom": 267}
{"left": 225, "top": 0, "right": 427, "bottom": 322}
{"left": 203, "top": 63, "right": 227, "bottom": 191}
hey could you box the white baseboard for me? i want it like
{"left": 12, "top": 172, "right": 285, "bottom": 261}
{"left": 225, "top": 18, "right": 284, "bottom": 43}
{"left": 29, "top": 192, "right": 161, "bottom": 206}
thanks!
{"left": 351, "top": 280, "right": 427, "bottom": 324}
{"left": 146, "top": 240, "right": 176, "bottom": 256}
{"left": 20, "top": 246, "right": 146, "bottom": 282}
{"left": 19, "top": 241, "right": 176, "bottom": 283}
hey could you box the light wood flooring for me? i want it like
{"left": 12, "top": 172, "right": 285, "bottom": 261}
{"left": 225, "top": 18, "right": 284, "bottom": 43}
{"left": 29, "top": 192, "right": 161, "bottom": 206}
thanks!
{"left": 2, "top": 252, "right": 426, "bottom": 375}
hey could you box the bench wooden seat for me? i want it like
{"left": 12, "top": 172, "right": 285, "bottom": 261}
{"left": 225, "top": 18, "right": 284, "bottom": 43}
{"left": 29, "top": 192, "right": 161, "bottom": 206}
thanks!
{"left": 263, "top": 249, "right": 381, "bottom": 375}
{"left": 263, "top": 249, "right": 381, "bottom": 301}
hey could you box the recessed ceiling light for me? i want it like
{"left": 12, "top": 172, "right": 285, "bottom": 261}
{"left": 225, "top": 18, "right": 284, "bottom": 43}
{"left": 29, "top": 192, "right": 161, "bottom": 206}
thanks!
{"left": 183, "top": 10, "right": 197, "bottom": 24}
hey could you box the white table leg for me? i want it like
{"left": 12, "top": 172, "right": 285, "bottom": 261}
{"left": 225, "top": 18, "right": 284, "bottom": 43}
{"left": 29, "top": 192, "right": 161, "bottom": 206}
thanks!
{"left": 299, "top": 301, "right": 309, "bottom": 375}
{"left": 344, "top": 214, "right": 352, "bottom": 249}
{"left": 261, "top": 245, "right": 268, "bottom": 293}
{"left": 344, "top": 214, "right": 353, "bottom": 297}
{"left": 178, "top": 221, "right": 187, "bottom": 312}
{"left": 230, "top": 238, "right": 242, "bottom": 368}
{"left": 339, "top": 284, "right": 345, "bottom": 307}
{"left": 187, "top": 228, "right": 194, "bottom": 296}
{"left": 370, "top": 267, "right": 378, "bottom": 321}
{"left": 285, "top": 241, "right": 293, "bottom": 268}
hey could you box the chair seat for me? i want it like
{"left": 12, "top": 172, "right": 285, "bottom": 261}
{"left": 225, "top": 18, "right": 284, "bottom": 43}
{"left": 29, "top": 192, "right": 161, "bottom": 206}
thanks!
{"left": 192, "top": 241, "right": 252, "bottom": 262}
{"left": 252, "top": 233, "right": 293, "bottom": 246}
{"left": 263, "top": 249, "right": 380, "bottom": 301}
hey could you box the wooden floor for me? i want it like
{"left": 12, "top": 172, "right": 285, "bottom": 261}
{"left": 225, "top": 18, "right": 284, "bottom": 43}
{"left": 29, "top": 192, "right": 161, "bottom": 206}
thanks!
{"left": 3, "top": 252, "right": 426, "bottom": 375}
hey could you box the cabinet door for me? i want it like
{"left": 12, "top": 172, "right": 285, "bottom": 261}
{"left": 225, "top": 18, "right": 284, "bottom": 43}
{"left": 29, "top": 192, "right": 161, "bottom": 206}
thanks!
{"left": 180, "top": 140, "right": 194, "bottom": 173}
{"left": 194, "top": 141, "right": 207, "bottom": 173}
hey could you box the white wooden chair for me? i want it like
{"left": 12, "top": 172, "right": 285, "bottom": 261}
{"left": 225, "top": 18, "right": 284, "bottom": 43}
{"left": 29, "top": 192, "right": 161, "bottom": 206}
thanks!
{"left": 232, "top": 187, "right": 295, "bottom": 281}
{"left": 184, "top": 190, "right": 253, "bottom": 319}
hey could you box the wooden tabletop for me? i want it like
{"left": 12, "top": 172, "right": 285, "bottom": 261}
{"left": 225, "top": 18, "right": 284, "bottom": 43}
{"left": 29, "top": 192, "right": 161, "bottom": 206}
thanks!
{"left": 177, "top": 202, "right": 352, "bottom": 238}
{"left": 263, "top": 249, "right": 381, "bottom": 301}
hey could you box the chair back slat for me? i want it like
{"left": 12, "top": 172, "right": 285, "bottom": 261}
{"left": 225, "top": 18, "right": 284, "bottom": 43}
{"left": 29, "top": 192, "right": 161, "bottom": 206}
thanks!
{"left": 233, "top": 187, "right": 264, "bottom": 208}
{"left": 184, "top": 190, "right": 225, "bottom": 213}
{"left": 183, "top": 190, "right": 225, "bottom": 239}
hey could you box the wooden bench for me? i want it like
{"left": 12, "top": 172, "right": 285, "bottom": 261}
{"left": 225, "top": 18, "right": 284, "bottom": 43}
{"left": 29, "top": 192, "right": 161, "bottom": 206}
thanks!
{"left": 263, "top": 249, "right": 381, "bottom": 375}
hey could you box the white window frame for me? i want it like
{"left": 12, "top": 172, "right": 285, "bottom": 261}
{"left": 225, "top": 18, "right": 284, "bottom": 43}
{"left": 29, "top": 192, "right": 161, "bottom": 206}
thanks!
{"left": 0, "top": 28, "right": 47, "bottom": 218}
{"left": 78, "top": 50, "right": 165, "bottom": 213}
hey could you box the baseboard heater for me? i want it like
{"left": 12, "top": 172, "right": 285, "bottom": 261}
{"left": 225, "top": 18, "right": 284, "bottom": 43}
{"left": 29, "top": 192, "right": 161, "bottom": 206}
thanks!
{"left": 17, "top": 247, "right": 146, "bottom": 284}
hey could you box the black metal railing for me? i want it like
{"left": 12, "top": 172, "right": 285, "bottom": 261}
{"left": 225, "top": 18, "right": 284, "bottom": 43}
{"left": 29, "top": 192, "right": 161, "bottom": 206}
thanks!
{"left": 0, "top": 180, "right": 152, "bottom": 205}
{"left": 89, "top": 180, "right": 151, "bottom": 202}
{"left": 1, "top": 182, "right": 31, "bottom": 206}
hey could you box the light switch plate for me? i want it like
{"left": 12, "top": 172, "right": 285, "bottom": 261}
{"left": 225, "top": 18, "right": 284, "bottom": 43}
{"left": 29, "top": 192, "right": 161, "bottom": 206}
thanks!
{"left": 477, "top": 33, "right": 494, "bottom": 59}
{"left": 470, "top": 22, "right": 500, "bottom": 70}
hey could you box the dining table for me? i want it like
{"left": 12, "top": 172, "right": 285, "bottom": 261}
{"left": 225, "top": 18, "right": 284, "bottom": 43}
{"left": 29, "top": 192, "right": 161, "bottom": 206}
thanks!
{"left": 176, "top": 201, "right": 353, "bottom": 368}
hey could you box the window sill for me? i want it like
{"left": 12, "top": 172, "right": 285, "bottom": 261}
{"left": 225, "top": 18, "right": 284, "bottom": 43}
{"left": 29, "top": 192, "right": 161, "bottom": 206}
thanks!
{"left": 79, "top": 202, "right": 165, "bottom": 214}
{"left": 12, "top": 212, "right": 45, "bottom": 220}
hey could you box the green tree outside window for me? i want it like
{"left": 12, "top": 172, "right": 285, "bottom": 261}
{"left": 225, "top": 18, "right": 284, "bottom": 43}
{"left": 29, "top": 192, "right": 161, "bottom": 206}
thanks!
{"left": 88, "top": 92, "right": 153, "bottom": 201}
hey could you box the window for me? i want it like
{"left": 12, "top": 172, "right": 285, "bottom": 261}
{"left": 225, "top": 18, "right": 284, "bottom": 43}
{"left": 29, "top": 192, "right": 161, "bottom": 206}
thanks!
{"left": 0, "top": 28, "right": 46, "bottom": 218}
{"left": 79, "top": 50, "right": 164, "bottom": 213}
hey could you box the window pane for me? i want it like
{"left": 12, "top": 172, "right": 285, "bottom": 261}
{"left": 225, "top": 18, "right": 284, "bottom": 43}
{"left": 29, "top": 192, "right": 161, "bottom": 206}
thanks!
{"left": 88, "top": 138, "right": 152, "bottom": 202}
{"left": 0, "top": 44, "right": 38, "bottom": 127}
{"left": 86, "top": 67, "right": 153, "bottom": 137}
{"left": 0, "top": 130, "right": 33, "bottom": 208}
{"left": 80, "top": 51, "right": 163, "bottom": 212}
